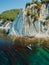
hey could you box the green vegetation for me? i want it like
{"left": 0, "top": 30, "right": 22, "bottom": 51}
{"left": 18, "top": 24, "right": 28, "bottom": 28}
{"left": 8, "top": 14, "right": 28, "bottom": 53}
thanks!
{"left": 41, "top": 0, "right": 49, "bottom": 3}
{"left": 35, "top": 1, "right": 42, "bottom": 9}
{"left": 32, "top": 0, "right": 49, "bottom": 3}
{"left": 46, "top": 16, "right": 49, "bottom": 25}
{"left": 26, "top": 2, "right": 31, "bottom": 8}
{"left": 0, "top": 9, "right": 21, "bottom": 21}
{"left": 32, "top": 0, "right": 42, "bottom": 9}
{"left": 46, "top": 16, "right": 49, "bottom": 20}
{"left": 34, "top": 13, "right": 39, "bottom": 20}
{"left": 27, "top": 10, "right": 31, "bottom": 16}
{"left": 32, "top": 0, "right": 39, "bottom": 3}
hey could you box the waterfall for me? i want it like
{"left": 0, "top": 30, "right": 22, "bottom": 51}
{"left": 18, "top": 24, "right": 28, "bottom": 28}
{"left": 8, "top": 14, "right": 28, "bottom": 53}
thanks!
{"left": 9, "top": 11, "right": 37, "bottom": 36}
{"left": 9, "top": 10, "right": 49, "bottom": 37}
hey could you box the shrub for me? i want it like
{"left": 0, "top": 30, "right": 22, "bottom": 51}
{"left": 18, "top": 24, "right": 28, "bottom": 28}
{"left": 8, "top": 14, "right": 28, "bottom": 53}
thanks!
{"left": 27, "top": 10, "right": 31, "bottom": 16}
{"left": 26, "top": 2, "right": 31, "bottom": 8}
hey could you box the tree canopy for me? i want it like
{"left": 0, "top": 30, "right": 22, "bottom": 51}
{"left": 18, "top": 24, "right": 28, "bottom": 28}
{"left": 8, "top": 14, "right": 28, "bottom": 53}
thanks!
{"left": 0, "top": 9, "right": 21, "bottom": 21}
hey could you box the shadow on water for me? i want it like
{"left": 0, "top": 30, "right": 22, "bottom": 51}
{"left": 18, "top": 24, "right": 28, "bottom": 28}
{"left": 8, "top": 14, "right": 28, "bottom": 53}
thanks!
{"left": 0, "top": 35, "right": 49, "bottom": 65}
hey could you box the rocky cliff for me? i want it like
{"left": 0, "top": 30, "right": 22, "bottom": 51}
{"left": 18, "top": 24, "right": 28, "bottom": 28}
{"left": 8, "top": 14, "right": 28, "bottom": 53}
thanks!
{"left": 9, "top": 1, "right": 49, "bottom": 37}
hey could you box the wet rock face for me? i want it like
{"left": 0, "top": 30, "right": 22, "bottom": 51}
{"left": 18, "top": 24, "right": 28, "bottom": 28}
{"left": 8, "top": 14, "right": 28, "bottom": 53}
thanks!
{"left": 9, "top": 3, "right": 49, "bottom": 37}
{"left": 46, "top": 3, "right": 49, "bottom": 16}
{"left": 40, "top": 3, "right": 46, "bottom": 19}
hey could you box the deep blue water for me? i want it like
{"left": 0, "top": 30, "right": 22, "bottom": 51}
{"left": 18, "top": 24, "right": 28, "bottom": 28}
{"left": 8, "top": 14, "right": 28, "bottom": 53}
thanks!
{"left": 0, "top": 38, "right": 49, "bottom": 65}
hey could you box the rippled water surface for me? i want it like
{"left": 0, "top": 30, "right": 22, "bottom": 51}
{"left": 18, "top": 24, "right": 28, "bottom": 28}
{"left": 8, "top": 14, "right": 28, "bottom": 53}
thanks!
{"left": 0, "top": 38, "right": 49, "bottom": 65}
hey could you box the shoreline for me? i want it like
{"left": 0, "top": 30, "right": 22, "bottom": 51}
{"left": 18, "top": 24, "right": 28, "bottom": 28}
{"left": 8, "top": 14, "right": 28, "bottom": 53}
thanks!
{"left": 0, "top": 33, "right": 49, "bottom": 47}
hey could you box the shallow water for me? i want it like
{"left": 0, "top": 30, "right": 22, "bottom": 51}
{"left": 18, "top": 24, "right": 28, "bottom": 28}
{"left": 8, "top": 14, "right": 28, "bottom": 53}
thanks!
{"left": 0, "top": 38, "right": 49, "bottom": 65}
{"left": 0, "top": 45, "right": 49, "bottom": 65}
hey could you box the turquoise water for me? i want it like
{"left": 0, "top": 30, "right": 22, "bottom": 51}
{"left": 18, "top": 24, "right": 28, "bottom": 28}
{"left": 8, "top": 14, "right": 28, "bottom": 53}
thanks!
{"left": 0, "top": 45, "right": 49, "bottom": 65}
{"left": 0, "top": 38, "right": 49, "bottom": 65}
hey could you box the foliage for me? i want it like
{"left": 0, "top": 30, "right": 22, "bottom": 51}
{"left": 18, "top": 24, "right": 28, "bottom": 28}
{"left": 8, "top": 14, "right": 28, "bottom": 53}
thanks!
{"left": 32, "top": 0, "right": 39, "bottom": 3}
{"left": 26, "top": 2, "right": 31, "bottom": 8}
{"left": 32, "top": 0, "right": 35, "bottom": 3}
{"left": 35, "top": 1, "right": 42, "bottom": 9}
{"left": 0, "top": 9, "right": 21, "bottom": 21}
{"left": 31, "top": 0, "right": 42, "bottom": 9}
{"left": 27, "top": 10, "right": 31, "bottom": 16}
{"left": 41, "top": 0, "right": 49, "bottom": 3}
{"left": 33, "top": 13, "right": 39, "bottom": 20}
{"left": 46, "top": 16, "right": 49, "bottom": 20}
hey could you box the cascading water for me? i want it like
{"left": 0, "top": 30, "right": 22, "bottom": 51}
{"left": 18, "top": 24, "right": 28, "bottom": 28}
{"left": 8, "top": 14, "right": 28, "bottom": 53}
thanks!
{"left": 9, "top": 11, "right": 37, "bottom": 36}
{"left": 9, "top": 4, "right": 49, "bottom": 37}
{"left": 9, "top": 10, "right": 49, "bottom": 37}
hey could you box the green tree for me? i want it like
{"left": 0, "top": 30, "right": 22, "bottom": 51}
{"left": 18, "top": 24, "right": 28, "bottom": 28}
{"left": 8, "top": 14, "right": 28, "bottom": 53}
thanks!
{"left": 33, "top": 13, "right": 39, "bottom": 20}
{"left": 41, "top": 0, "right": 49, "bottom": 3}
{"left": 32, "top": 0, "right": 39, "bottom": 3}
{"left": 27, "top": 10, "right": 31, "bottom": 16}
{"left": 32, "top": 0, "right": 41, "bottom": 9}
{"left": 0, "top": 9, "right": 20, "bottom": 21}
{"left": 26, "top": 2, "right": 31, "bottom": 8}
{"left": 46, "top": 16, "right": 49, "bottom": 20}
